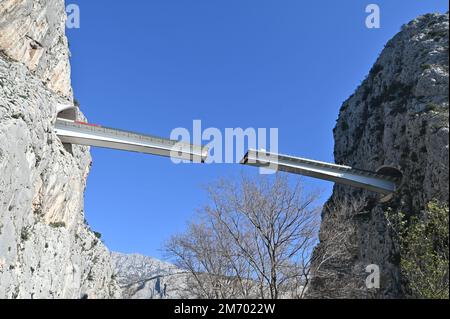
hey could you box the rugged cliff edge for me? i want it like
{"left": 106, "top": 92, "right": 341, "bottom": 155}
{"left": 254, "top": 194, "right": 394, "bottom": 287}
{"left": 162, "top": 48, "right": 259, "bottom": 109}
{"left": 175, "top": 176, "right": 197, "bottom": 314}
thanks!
{"left": 309, "top": 13, "right": 449, "bottom": 298}
{"left": 0, "top": 0, "right": 120, "bottom": 298}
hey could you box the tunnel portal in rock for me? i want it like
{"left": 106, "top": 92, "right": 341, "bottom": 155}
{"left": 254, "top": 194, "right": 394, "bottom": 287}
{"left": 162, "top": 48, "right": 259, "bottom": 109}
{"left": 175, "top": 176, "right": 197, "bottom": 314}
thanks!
{"left": 56, "top": 103, "right": 77, "bottom": 121}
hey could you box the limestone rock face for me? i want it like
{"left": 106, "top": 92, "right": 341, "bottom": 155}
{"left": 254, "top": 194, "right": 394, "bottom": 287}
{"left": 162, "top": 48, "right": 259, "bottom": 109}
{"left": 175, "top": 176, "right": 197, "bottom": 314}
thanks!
{"left": 309, "top": 13, "right": 449, "bottom": 298}
{"left": 0, "top": 0, "right": 72, "bottom": 98}
{"left": 0, "top": 0, "right": 121, "bottom": 298}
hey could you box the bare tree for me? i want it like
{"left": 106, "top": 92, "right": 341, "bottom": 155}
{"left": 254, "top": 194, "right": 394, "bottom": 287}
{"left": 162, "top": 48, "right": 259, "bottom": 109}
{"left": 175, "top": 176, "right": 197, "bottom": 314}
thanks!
{"left": 165, "top": 174, "right": 325, "bottom": 299}
{"left": 165, "top": 221, "right": 257, "bottom": 299}
{"left": 306, "top": 196, "right": 373, "bottom": 298}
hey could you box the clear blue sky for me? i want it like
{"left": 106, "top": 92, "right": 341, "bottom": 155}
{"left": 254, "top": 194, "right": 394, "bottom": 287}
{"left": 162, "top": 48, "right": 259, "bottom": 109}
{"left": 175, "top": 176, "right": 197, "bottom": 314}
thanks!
{"left": 67, "top": 0, "right": 448, "bottom": 259}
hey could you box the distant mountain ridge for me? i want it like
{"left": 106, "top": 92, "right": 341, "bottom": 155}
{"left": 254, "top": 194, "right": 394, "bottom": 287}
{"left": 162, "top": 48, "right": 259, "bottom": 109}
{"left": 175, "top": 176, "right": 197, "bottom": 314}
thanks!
{"left": 112, "top": 252, "right": 189, "bottom": 299}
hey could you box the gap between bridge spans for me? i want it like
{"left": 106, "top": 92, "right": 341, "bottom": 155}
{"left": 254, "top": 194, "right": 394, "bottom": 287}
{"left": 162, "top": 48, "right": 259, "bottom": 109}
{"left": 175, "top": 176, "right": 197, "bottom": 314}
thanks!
{"left": 55, "top": 105, "right": 403, "bottom": 198}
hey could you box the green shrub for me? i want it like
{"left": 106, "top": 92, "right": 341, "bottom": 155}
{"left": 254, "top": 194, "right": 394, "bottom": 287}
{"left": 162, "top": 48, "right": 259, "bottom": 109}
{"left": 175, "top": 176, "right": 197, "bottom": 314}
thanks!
{"left": 341, "top": 121, "right": 350, "bottom": 131}
{"left": 387, "top": 201, "right": 449, "bottom": 299}
{"left": 369, "top": 64, "right": 384, "bottom": 78}
{"left": 93, "top": 231, "right": 102, "bottom": 239}
{"left": 21, "top": 228, "right": 30, "bottom": 242}
{"left": 425, "top": 103, "right": 438, "bottom": 112}
{"left": 49, "top": 222, "right": 66, "bottom": 228}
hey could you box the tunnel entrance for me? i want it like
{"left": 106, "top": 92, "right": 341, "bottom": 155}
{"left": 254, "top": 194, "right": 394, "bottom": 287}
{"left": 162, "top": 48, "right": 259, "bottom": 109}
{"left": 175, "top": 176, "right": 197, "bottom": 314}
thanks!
{"left": 376, "top": 165, "right": 404, "bottom": 202}
{"left": 56, "top": 103, "right": 78, "bottom": 153}
{"left": 377, "top": 166, "right": 403, "bottom": 184}
{"left": 56, "top": 103, "right": 77, "bottom": 121}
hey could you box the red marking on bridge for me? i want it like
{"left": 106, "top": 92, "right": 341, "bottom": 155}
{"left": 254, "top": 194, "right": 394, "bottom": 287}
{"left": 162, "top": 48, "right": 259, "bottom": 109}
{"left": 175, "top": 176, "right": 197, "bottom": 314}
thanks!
{"left": 75, "top": 121, "right": 101, "bottom": 128}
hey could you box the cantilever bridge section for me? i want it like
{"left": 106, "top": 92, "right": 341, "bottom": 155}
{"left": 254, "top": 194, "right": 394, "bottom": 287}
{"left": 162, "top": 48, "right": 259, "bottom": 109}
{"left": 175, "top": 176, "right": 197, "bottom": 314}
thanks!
{"left": 241, "top": 149, "right": 403, "bottom": 196}
{"left": 55, "top": 119, "right": 208, "bottom": 163}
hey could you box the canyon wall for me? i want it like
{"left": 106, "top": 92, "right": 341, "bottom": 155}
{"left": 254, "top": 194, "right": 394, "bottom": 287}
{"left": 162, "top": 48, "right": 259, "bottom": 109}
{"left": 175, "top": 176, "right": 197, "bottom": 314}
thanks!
{"left": 0, "top": 0, "right": 120, "bottom": 298}
{"left": 309, "top": 12, "right": 449, "bottom": 298}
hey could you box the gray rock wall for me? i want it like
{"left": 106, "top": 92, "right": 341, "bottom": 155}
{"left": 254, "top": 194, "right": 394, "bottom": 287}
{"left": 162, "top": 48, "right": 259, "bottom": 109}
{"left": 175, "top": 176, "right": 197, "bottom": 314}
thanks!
{"left": 0, "top": 0, "right": 73, "bottom": 98}
{"left": 309, "top": 13, "right": 449, "bottom": 299}
{"left": 0, "top": 0, "right": 121, "bottom": 298}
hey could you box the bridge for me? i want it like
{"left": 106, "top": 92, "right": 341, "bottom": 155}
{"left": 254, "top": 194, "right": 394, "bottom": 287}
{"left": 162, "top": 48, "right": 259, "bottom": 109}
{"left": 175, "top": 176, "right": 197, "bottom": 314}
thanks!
{"left": 240, "top": 149, "right": 402, "bottom": 196}
{"left": 55, "top": 119, "right": 208, "bottom": 163}
{"left": 55, "top": 104, "right": 402, "bottom": 197}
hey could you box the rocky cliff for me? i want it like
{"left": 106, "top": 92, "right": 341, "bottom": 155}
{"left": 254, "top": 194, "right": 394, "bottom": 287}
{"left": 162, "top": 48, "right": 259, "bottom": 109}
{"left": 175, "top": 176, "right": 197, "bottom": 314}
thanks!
{"left": 0, "top": 0, "right": 120, "bottom": 298}
{"left": 309, "top": 13, "right": 449, "bottom": 298}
